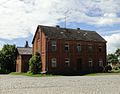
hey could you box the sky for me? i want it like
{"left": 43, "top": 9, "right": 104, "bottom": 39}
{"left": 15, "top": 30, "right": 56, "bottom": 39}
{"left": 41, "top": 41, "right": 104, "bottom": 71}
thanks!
{"left": 0, "top": 0, "right": 120, "bottom": 54}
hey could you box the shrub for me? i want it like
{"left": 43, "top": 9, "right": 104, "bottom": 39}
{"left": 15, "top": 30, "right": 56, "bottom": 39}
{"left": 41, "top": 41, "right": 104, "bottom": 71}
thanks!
{"left": 29, "top": 52, "right": 41, "bottom": 74}
{"left": 105, "top": 65, "right": 112, "bottom": 72}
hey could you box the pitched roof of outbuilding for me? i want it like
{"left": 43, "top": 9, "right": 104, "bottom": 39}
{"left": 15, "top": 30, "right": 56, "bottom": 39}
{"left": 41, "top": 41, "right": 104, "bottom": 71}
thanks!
{"left": 16, "top": 47, "right": 32, "bottom": 55}
{"left": 32, "top": 25, "right": 106, "bottom": 43}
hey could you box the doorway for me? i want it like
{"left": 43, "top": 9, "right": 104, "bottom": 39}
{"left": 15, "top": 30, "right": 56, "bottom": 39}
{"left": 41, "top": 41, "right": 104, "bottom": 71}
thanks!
{"left": 77, "top": 58, "right": 82, "bottom": 72}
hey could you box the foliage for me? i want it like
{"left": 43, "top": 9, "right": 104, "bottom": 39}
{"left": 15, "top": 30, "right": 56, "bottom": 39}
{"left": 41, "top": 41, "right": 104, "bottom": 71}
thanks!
{"left": 0, "top": 44, "right": 16, "bottom": 73}
{"left": 107, "top": 54, "right": 118, "bottom": 64}
{"left": 115, "top": 48, "right": 120, "bottom": 57}
{"left": 29, "top": 52, "right": 41, "bottom": 74}
{"left": 105, "top": 65, "right": 112, "bottom": 72}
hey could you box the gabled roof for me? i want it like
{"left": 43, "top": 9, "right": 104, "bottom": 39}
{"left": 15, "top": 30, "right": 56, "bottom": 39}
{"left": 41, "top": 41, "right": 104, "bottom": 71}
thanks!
{"left": 32, "top": 25, "right": 106, "bottom": 43}
{"left": 16, "top": 47, "right": 32, "bottom": 55}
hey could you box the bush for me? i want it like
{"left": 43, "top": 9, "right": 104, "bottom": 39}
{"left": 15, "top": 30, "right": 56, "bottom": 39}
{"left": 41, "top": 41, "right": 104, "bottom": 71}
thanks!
{"left": 105, "top": 65, "right": 112, "bottom": 72}
{"left": 29, "top": 52, "right": 41, "bottom": 74}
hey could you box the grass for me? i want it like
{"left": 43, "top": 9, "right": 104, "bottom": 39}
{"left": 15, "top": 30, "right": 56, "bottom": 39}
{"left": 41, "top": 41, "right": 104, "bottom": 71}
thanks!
{"left": 9, "top": 69, "right": 120, "bottom": 77}
{"left": 9, "top": 72, "right": 58, "bottom": 77}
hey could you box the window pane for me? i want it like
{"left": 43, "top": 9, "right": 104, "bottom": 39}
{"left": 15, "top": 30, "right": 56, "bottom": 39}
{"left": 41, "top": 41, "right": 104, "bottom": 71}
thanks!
{"left": 51, "top": 41, "right": 56, "bottom": 51}
{"left": 51, "top": 58, "right": 57, "bottom": 68}
{"left": 64, "top": 43, "right": 69, "bottom": 51}
{"left": 88, "top": 59, "right": 93, "bottom": 67}
{"left": 65, "top": 58, "right": 70, "bottom": 66}
{"left": 99, "top": 46, "right": 102, "bottom": 52}
{"left": 99, "top": 59, "right": 103, "bottom": 66}
{"left": 88, "top": 45, "right": 93, "bottom": 52}
{"left": 77, "top": 44, "right": 81, "bottom": 52}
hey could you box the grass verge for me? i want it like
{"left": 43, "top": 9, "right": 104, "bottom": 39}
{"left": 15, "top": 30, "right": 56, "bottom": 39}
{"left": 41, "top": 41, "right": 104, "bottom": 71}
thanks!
{"left": 9, "top": 72, "right": 58, "bottom": 77}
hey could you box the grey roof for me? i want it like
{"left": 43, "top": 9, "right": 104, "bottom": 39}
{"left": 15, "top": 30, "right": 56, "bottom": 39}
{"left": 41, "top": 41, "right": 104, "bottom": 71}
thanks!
{"left": 32, "top": 25, "right": 106, "bottom": 43}
{"left": 17, "top": 47, "right": 32, "bottom": 55}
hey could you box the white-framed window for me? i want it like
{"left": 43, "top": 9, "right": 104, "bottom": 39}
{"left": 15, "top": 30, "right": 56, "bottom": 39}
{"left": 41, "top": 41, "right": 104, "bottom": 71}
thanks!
{"left": 64, "top": 43, "right": 69, "bottom": 52}
{"left": 99, "top": 59, "right": 103, "bottom": 66}
{"left": 88, "top": 45, "right": 93, "bottom": 52}
{"left": 51, "top": 41, "right": 56, "bottom": 51}
{"left": 88, "top": 58, "right": 93, "bottom": 67}
{"left": 51, "top": 58, "right": 57, "bottom": 68}
{"left": 98, "top": 46, "right": 102, "bottom": 52}
{"left": 77, "top": 43, "right": 81, "bottom": 52}
{"left": 65, "top": 58, "right": 70, "bottom": 67}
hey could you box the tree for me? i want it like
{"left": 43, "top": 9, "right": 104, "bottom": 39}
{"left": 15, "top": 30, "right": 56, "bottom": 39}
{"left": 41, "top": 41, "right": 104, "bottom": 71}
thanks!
{"left": 29, "top": 52, "right": 41, "bottom": 74}
{"left": 0, "top": 44, "right": 16, "bottom": 73}
{"left": 107, "top": 54, "right": 118, "bottom": 64}
{"left": 115, "top": 48, "right": 120, "bottom": 63}
{"left": 115, "top": 48, "right": 120, "bottom": 57}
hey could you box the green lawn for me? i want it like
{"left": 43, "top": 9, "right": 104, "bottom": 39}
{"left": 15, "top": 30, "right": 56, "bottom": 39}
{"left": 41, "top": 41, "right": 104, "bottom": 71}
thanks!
{"left": 9, "top": 72, "right": 56, "bottom": 77}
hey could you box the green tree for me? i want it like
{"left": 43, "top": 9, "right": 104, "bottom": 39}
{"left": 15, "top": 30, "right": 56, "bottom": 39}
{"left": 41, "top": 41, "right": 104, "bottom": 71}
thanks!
{"left": 0, "top": 44, "right": 16, "bottom": 73}
{"left": 107, "top": 54, "right": 118, "bottom": 64}
{"left": 115, "top": 48, "right": 120, "bottom": 63}
{"left": 29, "top": 52, "right": 41, "bottom": 74}
{"left": 115, "top": 48, "right": 120, "bottom": 57}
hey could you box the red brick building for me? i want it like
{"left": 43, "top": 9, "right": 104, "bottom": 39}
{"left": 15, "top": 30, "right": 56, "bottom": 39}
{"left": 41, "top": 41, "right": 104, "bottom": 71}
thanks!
{"left": 16, "top": 47, "right": 32, "bottom": 72}
{"left": 32, "top": 25, "right": 107, "bottom": 74}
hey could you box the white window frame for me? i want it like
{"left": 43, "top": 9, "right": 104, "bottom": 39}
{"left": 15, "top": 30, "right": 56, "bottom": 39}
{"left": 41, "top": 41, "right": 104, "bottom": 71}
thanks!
{"left": 51, "top": 41, "right": 57, "bottom": 51}
{"left": 88, "top": 44, "right": 93, "bottom": 52}
{"left": 65, "top": 58, "right": 70, "bottom": 67}
{"left": 64, "top": 43, "right": 69, "bottom": 51}
{"left": 88, "top": 58, "right": 93, "bottom": 67}
{"left": 77, "top": 43, "right": 81, "bottom": 52}
{"left": 51, "top": 58, "right": 57, "bottom": 68}
{"left": 99, "top": 59, "right": 103, "bottom": 67}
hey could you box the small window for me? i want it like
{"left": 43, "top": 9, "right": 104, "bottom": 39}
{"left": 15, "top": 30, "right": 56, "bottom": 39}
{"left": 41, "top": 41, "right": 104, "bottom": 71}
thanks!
{"left": 88, "top": 45, "right": 93, "bottom": 52}
{"left": 77, "top": 44, "right": 81, "bottom": 52}
{"left": 51, "top": 58, "right": 57, "bottom": 68}
{"left": 65, "top": 58, "right": 70, "bottom": 67}
{"left": 64, "top": 43, "right": 69, "bottom": 52}
{"left": 99, "top": 46, "right": 102, "bottom": 52}
{"left": 51, "top": 41, "right": 56, "bottom": 51}
{"left": 88, "top": 58, "right": 93, "bottom": 67}
{"left": 99, "top": 59, "right": 103, "bottom": 66}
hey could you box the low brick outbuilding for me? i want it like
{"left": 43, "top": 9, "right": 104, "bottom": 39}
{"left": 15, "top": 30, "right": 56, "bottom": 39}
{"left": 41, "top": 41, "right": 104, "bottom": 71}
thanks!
{"left": 16, "top": 47, "right": 32, "bottom": 72}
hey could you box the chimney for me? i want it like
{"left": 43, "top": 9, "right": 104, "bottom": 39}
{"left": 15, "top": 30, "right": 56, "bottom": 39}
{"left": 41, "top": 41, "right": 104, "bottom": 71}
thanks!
{"left": 77, "top": 28, "right": 80, "bottom": 30}
{"left": 24, "top": 41, "right": 29, "bottom": 48}
{"left": 56, "top": 25, "right": 60, "bottom": 28}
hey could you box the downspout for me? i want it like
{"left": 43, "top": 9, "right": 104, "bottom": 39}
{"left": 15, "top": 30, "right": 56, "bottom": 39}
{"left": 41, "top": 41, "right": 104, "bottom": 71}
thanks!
{"left": 46, "top": 37, "right": 49, "bottom": 73}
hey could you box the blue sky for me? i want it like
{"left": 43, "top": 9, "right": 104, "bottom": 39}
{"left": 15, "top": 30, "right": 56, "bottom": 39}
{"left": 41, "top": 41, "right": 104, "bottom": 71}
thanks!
{"left": 0, "top": 0, "right": 120, "bottom": 54}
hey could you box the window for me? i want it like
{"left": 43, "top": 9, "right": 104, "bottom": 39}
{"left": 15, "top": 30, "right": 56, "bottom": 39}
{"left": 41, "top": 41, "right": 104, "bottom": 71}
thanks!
{"left": 65, "top": 58, "right": 70, "bottom": 67}
{"left": 64, "top": 43, "right": 69, "bottom": 52}
{"left": 98, "top": 46, "right": 102, "bottom": 52}
{"left": 77, "top": 44, "right": 81, "bottom": 52}
{"left": 51, "top": 58, "right": 57, "bottom": 68}
{"left": 51, "top": 41, "right": 56, "bottom": 51}
{"left": 88, "top": 45, "right": 93, "bottom": 52}
{"left": 88, "top": 58, "right": 93, "bottom": 67}
{"left": 99, "top": 59, "right": 103, "bottom": 66}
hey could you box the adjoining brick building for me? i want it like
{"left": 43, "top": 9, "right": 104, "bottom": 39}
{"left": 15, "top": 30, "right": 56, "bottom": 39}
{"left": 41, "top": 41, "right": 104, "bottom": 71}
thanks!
{"left": 16, "top": 42, "right": 32, "bottom": 72}
{"left": 32, "top": 25, "right": 107, "bottom": 74}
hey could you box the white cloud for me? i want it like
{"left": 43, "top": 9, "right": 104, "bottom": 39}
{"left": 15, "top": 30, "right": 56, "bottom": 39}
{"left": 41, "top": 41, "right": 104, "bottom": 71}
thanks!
{"left": 104, "top": 31, "right": 120, "bottom": 54}
{"left": 0, "top": 0, "right": 120, "bottom": 53}
{"left": 0, "top": 0, "right": 120, "bottom": 40}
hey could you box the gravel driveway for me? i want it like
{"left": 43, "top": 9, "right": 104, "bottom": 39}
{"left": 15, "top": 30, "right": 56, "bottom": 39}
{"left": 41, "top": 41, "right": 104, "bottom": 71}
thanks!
{"left": 0, "top": 74, "right": 120, "bottom": 94}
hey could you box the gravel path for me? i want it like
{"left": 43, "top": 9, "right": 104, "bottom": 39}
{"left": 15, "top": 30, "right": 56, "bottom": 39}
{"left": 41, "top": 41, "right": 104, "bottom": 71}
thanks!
{"left": 0, "top": 75, "right": 120, "bottom": 94}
